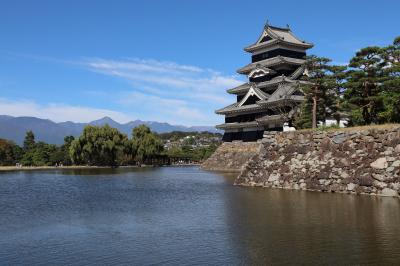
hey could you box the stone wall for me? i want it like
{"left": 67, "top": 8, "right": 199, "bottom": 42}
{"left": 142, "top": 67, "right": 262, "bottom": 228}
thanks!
{"left": 201, "top": 141, "right": 262, "bottom": 172}
{"left": 235, "top": 126, "right": 400, "bottom": 198}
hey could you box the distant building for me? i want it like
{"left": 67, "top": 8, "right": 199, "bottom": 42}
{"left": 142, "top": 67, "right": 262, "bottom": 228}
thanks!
{"left": 216, "top": 22, "right": 313, "bottom": 142}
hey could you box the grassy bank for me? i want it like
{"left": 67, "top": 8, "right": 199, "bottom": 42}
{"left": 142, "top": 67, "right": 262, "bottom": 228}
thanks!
{"left": 0, "top": 164, "right": 201, "bottom": 172}
{"left": 298, "top": 123, "right": 400, "bottom": 133}
{"left": 0, "top": 165, "right": 135, "bottom": 172}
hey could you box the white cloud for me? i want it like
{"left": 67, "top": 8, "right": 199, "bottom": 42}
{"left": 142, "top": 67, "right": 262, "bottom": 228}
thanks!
{"left": 0, "top": 98, "right": 132, "bottom": 123}
{"left": 118, "top": 91, "right": 208, "bottom": 123}
{"left": 81, "top": 57, "right": 243, "bottom": 105}
{"left": 77, "top": 57, "right": 242, "bottom": 125}
{"left": 1, "top": 55, "right": 241, "bottom": 126}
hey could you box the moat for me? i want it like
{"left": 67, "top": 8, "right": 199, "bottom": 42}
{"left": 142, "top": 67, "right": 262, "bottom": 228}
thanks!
{"left": 1, "top": 166, "right": 400, "bottom": 265}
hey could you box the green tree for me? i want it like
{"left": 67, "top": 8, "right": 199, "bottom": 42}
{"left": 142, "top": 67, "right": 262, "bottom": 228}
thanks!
{"left": 21, "top": 131, "right": 37, "bottom": 165}
{"left": 31, "top": 142, "right": 57, "bottom": 166}
{"left": 296, "top": 56, "right": 334, "bottom": 129}
{"left": 60, "top": 135, "right": 75, "bottom": 165}
{"left": 326, "top": 65, "right": 348, "bottom": 125}
{"left": 379, "top": 36, "right": 400, "bottom": 122}
{"left": 131, "top": 125, "right": 163, "bottom": 164}
{"left": 344, "top": 46, "right": 386, "bottom": 125}
{"left": 0, "top": 139, "right": 22, "bottom": 166}
{"left": 20, "top": 141, "right": 58, "bottom": 166}
{"left": 294, "top": 101, "right": 313, "bottom": 129}
{"left": 23, "top": 130, "right": 35, "bottom": 151}
{"left": 70, "top": 125, "right": 128, "bottom": 167}
{"left": 166, "top": 146, "right": 185, "bottom": 158}
{"left": 20, "top": 150, "right": 34, "bottom": 166}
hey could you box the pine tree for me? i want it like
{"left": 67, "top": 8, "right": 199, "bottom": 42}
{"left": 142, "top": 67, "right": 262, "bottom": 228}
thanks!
{"left": 326, "top": 65, "right": 347, "bottom": 125}
{"left": 380, "top": 36, "right": 400, "bottom": 122}
{"left": 296, "top": 56, "right": 333, "bottom": 129}
{"left": 293, "top": 100, "right": 313, "bottom": 129}
{"left": 344, "top": 47, "right": 386, "bottom": 125}
{"left": 23, "top": 130, "right": 35, "bottom": 151}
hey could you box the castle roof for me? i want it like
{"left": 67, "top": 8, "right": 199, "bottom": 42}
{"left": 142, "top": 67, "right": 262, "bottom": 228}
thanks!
{"left": 237, "top": 56, "right": 305, "bottom": 74}
{"left": 227, "top": 72, "right": 310, "bottom": 95}
{"left": 217, "top": 81, "right": 306, "bottom": 115}
{"left": 215, "top": 102, "right": 265, "bottom": 115}
{"left": 244, "top": 24, "right": 313, "bottom": 53}
{"left": 216, "top": 121, "right": 260, "bottom": 130}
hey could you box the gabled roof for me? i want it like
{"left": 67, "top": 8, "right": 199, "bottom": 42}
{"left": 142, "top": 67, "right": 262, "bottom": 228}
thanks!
{"left": 215, "top": 102, "right": 265, "bottom": 115}
{"left": 237, "top": 56, "right": 305, "bottom": 74}
{"left": 227, "top": 75, "right": 311, "bottom": 94}
{"left": 248, "top": 66, "right": 276, "bottom": 79}
{"left": 238, "top": 87, "right": 269, "bottom": 106}
{"left": 244, "top": 24, "right": 313, "bottom": 52}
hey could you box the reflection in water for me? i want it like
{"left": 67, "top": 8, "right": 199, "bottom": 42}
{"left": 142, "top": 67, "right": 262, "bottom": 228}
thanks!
{"left": 0, "top": 167, "right": 399, "bottom": 265}
{"left": 220, "top": 173, "right": 400, "bottom": 265}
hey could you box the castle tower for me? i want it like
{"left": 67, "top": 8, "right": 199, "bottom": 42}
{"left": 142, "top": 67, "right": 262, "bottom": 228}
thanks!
{"left": 216, "top": 22, "right": 313, "bottom": 142}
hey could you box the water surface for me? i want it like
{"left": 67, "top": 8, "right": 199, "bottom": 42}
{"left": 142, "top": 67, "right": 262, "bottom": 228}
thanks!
{"left": 1, "top": 167, "right": 400, "bottom": 265}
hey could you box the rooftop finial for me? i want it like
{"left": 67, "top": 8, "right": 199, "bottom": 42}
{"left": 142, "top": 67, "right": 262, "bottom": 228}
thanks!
{"left": 286, "top": 24, "right": 290, "bottom": 29}
{"left": 265, "top": 19, "right": 269, "bottom": 28}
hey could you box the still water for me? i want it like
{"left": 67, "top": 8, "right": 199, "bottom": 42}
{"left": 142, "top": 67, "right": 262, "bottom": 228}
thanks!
{"left": 0, "top": 166, "right": 400, "bottom": 265}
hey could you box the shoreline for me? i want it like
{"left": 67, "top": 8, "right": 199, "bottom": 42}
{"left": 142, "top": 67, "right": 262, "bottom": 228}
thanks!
{"left": 0, "top": 164, "right": 200, "bottom": 172}
{"left": 0, "top": 165, "right": 125, "bottom": 172}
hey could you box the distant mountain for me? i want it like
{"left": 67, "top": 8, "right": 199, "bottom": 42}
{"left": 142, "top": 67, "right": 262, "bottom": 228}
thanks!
{"left": 0, "top": 115, "right": 220, "bottom": 145}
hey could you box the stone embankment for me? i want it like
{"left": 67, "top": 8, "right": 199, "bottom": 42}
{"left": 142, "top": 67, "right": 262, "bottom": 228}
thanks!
{"left": 201, "top": 141, "right": 262, "bottom": 172}
{"left": 235, "top": 126, "right": 400, "bottom": 198}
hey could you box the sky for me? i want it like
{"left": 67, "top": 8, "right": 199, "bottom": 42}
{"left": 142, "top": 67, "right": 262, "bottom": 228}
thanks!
{"left": 1, "top": 0, "right": 399, "bottom": 126}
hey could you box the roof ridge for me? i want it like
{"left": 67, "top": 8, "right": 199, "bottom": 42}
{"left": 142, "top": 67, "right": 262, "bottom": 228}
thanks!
{"left": 266, "top": 24, "right": 290, "bottom": 32}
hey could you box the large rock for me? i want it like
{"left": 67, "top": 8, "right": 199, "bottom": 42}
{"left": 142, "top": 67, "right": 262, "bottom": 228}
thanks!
{"left": 380, "top": 188, "right": 398, "bottom": 197}
{"left": 347, "top": 183, "right": 356, "bottom": 191}
{"left": 372, "top": 173, "right": 386, "bottom": 181}
{"left": 370, "top": 157, "right": 388, "bottom": 169}
{"left": 332, "top": 134, "right": 346, "bottom": 144}
{"left": 392, "top": 160, "right": 400, "bottom": 167}
{"left": 268, "top": 173, "right": 280, "bottom": 182}
{"left": 395, "top": 144, "right": 400, "bottom": 153}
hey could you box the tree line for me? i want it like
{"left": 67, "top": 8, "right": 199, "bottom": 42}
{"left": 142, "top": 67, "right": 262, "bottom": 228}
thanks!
{"left": 294, "top": 36, "right": 400, "bottom": 129}
{"left": 0, "top": 124, "right": 219, "bottom": 167}
{"left": 0, "top": 131, "right": 74, "bottom": 167}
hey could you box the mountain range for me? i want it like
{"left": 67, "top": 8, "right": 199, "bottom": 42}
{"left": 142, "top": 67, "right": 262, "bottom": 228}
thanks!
{"left": 0, "top": 115, "right": 220, "bottom": 145}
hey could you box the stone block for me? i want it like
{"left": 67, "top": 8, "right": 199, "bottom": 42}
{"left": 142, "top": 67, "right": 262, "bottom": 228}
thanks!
{"left": 347, "top": 183, "right": 356, "bottom": 191}
{"left": 370, "top": 157, "right": 388, "bottom": 169}
{"left": 395, "top": 144, "right": 400, "bottom": 153}
{"left": 380, "top": 188, "right": 398, "bottom": 197}
{"left": 392, "top": 160, "right": 400, "bottom": 167}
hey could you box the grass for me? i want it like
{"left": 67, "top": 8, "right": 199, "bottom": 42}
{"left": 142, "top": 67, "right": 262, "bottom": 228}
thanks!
{"left": 297, "top": 123, "right": 400, "bottom": 133}
{"left": 0, "top": 165, "right": 140, "bottom": 172}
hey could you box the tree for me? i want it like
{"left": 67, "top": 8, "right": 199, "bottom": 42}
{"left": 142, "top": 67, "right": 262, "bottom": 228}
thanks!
{"left": 70, "top": 125, "right": 128, "bottom": 167}
{"left": 60, "top": 136, "right": 75, "bottom": 165}
{"left": 294, "top": 100, "right": 313, "bottom": 129}
{"left": 296, "top": 56, "right": 334, "bottom": 129}
{"left": 32, "top": 142, "right": 57, "bottom": 166}
{"left": 131, "top": 125, "right": 163, "bottom": 164}
{"left": 326, "top": 65, "right": 347, "bottom": 125}
{"left": 344, "top": 46, "right": 386, "bottom": 125}
{"left": 379, "top": 36, "right": 400, "bottom": 122}
{"left": 0, "top": 139, "right": 21, "bottom": 166}
{"left": 23, "top": 130, "right": 35, "bottom": 151}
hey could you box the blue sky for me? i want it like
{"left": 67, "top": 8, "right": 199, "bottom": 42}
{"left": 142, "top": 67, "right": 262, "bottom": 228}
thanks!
{"left": 1, "top": 0, "right": 399, "bottom": 126}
